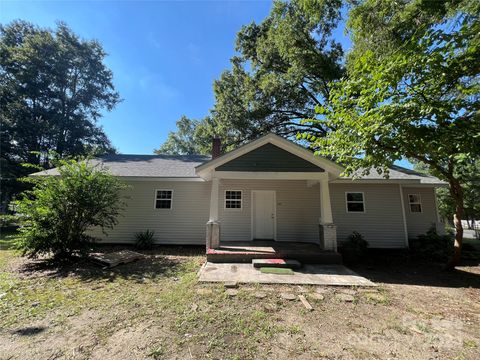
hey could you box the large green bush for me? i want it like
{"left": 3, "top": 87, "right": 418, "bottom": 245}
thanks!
{"left": 14, "top": 159, "right": 127, "bottom": 259}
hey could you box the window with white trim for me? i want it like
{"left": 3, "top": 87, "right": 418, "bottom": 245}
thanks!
{"left": 408, "top": 194, "right": 422, "bottom": 213}
{"left": 346, "top": 192, "right": 365, "bottom": 212}
{"left": 225, "top": 190, "right": 242, "bottom": 209}
{"left": 155, "top": 190, "right": 172, "bottom": 209}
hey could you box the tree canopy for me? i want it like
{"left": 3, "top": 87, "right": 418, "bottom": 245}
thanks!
{"left": 154, "top": 116, "right": 209, "bottom": 155}
{"left": 156, "top": 0, "right": 344, "bottom": 153}
{"left": 415, "top": 159, "right": 480, "bottom": 229}
{"left": 0, "top": 20, "right": 120, "bottom": 209}
{"left": 302, "top": 0, "right": 480, "bottom": 267}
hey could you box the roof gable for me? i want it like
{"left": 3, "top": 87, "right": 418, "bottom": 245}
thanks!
{"left": 196, "top": 133, "right": 344, "bottom": 179}
{"left": 216, "top": 143, "right": 324, "bottom": 172}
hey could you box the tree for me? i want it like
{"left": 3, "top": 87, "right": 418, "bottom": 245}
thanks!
{"left": 302, "top": 0, "right": 480, "bottom": 268}
{"left": 154, "top": 116, "right": 209, "bottom": 155}
{"left": 155, "top": 0, "right": 344, "bottom": 152}
{"left": 14, "top": 159, "right": 127, "bottom": 259}
{"left": 0, "top": 20, "right": 120, "bottom": 209}
{"left": 414, "top": 160, "right": 480, "bottom": 229}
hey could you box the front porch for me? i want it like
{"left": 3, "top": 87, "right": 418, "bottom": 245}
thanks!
{"left": 207, "top": 241, "right": 342, "bottom": 264}
{"left": 204, "top": 174, "right": 339, "bottom": 260}
{"left": 196, "top": 134, "right": 344, "bottom": 262}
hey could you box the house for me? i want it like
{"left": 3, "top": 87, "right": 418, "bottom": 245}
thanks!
{"left": 35, "top": 133, "right": 446, "bottom": 260}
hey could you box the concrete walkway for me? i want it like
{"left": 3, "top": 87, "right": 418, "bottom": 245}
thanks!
{"left": 198, "top": 262, "right": 376, "bottom": 286}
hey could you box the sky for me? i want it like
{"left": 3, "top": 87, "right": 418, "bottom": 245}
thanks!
{"left": 1, "top": 0, "right": 411, "bottom": 168}
{"left": 1, "top": 0, "right": 273, "bottom": 153}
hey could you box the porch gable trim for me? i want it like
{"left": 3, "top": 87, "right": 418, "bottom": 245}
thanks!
{"left": 195, "top": 133, "right": 343, "bottom": 180}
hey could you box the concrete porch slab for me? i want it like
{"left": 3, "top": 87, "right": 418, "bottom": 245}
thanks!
{"left": 198, "top": 262, "right": 376, "bottom": 286}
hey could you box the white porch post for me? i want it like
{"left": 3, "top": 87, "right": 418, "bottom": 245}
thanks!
{"left": 319, "top": 175, "right": 337, "bottom": 251}
{"left": 206, "top": 177, "right": 220, "bottom": 249}
{"left": 320, "top": 176, "right": 333, "bottom": 224}
{"left": 209, "top": 177, "right": 219, "bottom": 222}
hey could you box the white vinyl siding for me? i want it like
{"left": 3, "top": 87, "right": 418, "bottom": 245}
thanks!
{"left": 87, "top": 178, "right": 440, "bottom": 248}
{"left": 331, "top": 184, "right": 406, "bottom": 248}
{"left": 218, "top": 179, "right": 320, "bottom": 242}
{"left": 403, "top": 187, "right": 438, "bottom": 238}
{"left": 89, "top": 181, "right": 211, "bottom": 244}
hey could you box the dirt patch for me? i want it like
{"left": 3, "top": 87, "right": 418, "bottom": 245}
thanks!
{"left": 1, "top": 248, "right": 479, "bottom": 359}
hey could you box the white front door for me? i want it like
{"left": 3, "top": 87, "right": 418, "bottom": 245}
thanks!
{"left": 252, "top": 190, "right": 276, "bottom": 240}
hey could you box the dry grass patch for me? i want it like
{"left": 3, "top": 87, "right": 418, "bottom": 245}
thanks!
{"left": 1, "top": 247, "right": 480, "bottom": 359}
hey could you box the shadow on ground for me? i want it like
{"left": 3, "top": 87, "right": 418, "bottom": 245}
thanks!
{"left": 9, "top": 244, "right": 480, "bottom": 289}
{"left": 14, "top": 245, "right": 205, "bottom": 283}
{"left": 349, "top": 249, "right": 480, "bottom": 289}
{"left": 11, "top": 326, "right": 47, "bottom": 336}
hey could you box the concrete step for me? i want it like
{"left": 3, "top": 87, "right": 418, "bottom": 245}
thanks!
{"left": 252, "top": 258, "right": 302, "bottom": 270}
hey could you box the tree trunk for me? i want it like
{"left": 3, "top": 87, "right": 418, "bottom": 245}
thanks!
{"left": 446, "top": 179, "right": 464, "bottom": 270}
{"left": 466, "top": 214, "right": 472, "bottom": 230}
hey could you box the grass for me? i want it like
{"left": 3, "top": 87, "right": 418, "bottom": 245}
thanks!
{"left": 1, "top": 244, "right": 479, "bottom": 359}
{"left": 1, "top": 254, "right": 155, "bottom": 328}
{"left": 463, "top": 339, "right": 477, "bottom": 349}
{"left": 0, "top": 228, "right": 17, "bottom": 250}
{"left": 0, "top": 248, "right": 290, "bottom": 359}
{"left": 362, "top": 291, "right": 390, "bottom": 305}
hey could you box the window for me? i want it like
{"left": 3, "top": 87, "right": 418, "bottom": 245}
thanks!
{"left": 346, "top": 192, "right": 365, "bottom": 212}
{"left": 225, "top": 190, "right": 242, "bottom": 209}
{"left": 155, "top": 190, "right": 172, "bottom": 209}
{"left": 408, "top": 194, "right": 422, "bottom": 213}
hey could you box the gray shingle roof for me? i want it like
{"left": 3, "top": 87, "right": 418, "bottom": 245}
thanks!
{"left": 32, "top": 154, "right": 211, "bottom": 178}
{"left": 32, "top": 155, "right": 445, "bottom": 184}
{"left": 343, "top": 165, "right": 446, "bottom": 184}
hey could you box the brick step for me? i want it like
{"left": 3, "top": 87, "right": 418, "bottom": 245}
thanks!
{"left": 207, "top": 249, "right": 342, "bottom": 264}
{"left": 252, "top": 258, "right": 302, "bottom": 270}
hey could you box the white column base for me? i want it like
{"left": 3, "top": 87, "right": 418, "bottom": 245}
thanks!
{"left": 320, "top": 223, "right": 337, "bottom": 251}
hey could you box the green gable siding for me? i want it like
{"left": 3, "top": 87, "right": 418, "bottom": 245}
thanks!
{"left": 215, "top": 143, "right": 324, "bottom": 172}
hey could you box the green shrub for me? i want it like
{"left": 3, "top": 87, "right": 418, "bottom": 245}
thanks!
{"left": 135, "top": 230, "right": 155, "bottom": 250}
{"left": 339, "top": 231, "right": 369, "bottom": 263}
{"left": 409, "top": 226, "right": 454, "bottom": 262}
{"left": 14, "top": 159, "right": 128, "bottom": 260}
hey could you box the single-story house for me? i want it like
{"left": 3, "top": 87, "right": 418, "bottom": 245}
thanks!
{"left": 35, "top": 133, "right": 445, "bottom": 258}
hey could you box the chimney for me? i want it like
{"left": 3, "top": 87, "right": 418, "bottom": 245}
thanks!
{"left": 212, "top": 137, "right": 221, "bottom": 159}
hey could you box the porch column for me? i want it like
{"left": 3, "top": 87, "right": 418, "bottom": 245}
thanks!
{"left": 320, "top": 176, "right": 333, "bottom": 224}
{"left": 206, "top": 177, "right": 220, "bottom": 249}
{"left": 319, "top": 176, "right": 337, "bottom": 251}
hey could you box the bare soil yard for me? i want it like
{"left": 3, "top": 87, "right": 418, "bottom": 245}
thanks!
{"left": 1, "top": 245, "right": 479, "bottom": 359}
